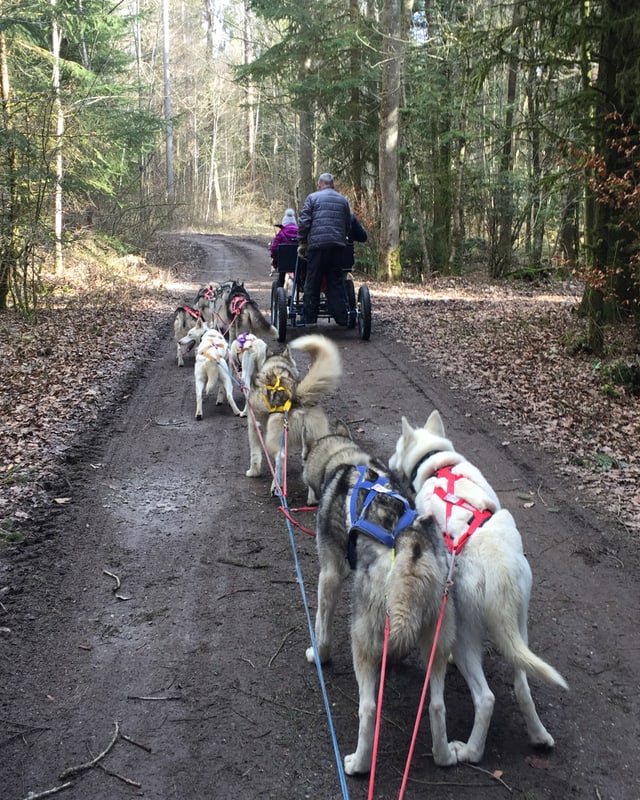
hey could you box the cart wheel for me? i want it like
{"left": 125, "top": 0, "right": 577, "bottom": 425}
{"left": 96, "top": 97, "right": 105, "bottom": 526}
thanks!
{"left": 357, "top": 285, "right": 371, "bottom": 341}
{"left": 274, "top": 286, "right": 288, "bottom": 343}
{"left": 346, "top": 278, "right": 356, "bottom": 329}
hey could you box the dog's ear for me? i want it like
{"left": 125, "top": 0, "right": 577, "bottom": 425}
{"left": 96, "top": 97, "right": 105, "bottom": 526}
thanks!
{"left": 425, "top": 409, "right": 445, "bottom": 436}
{"left": 401, "top": 416, "right": 415, "bottom": 440}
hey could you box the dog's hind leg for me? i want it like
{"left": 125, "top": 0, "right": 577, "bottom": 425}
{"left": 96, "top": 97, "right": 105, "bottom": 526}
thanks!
{"left": 245, "top": 415, "right": 263, "bottom": 477}
{"left": 215, "top": 362, "right": 243, "bottom": 416}
{"left": 305, "top": 560, "right": 349, "bottom": 665}
{"left": 448, "top": 634, "right": 495, "bottom": 763}
{"left": 194, "top": 366, "right": 206, "bottom": 420}
{"left": 513, "top": 668, "right": 555, "bottom": 748}
{"left": 344, "top": 644, "right": 379, "bottom": 775}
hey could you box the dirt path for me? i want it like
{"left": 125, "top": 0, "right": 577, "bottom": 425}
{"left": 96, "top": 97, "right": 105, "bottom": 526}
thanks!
{"left": 1, "top": 234, "right": 638, "bottom": 800}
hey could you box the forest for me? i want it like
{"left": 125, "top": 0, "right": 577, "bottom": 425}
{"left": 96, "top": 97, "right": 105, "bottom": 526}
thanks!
{"left": 1, "top": 0, "right": 639, "bottom": 357}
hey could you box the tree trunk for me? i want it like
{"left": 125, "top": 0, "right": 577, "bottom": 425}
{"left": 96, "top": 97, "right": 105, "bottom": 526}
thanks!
{"left": 378, "top": 0, "right": 404, "bottom": 281}
{"left": 162, "top": 0, "right": 175, "bottom": 205}
{"left": 0, "top": 8, "right": 17, "bottom": 312}
{"left": 581, "top": 0, "right": 640, "bottom": 350}
{"left": 51, "top": 0, "right": 64, "bottom": 276}
{"left": 490, "top": 1, "right": 521, "bottom": 278}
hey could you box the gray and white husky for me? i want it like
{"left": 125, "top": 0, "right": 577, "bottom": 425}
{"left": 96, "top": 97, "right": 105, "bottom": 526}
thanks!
{"left": 302, "top": 423, "right": 456, "bottom": 775}
{"left": 389, "top": 409, "right": 568, "bottom": 765}
{"left": 244, "top": 334, "right": 341, "bottom": 499}
{"left": 224, "top": 281, "right": 278, "bottom": 344}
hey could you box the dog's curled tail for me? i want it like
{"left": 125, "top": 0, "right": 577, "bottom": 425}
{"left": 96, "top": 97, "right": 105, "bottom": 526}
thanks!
{"left": 291, "top": 334, "right": 342, "bottom": 406}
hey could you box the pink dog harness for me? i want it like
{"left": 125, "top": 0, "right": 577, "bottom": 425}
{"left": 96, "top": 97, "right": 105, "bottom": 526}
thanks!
{"left": 229, "top": 295, "right": 248, "bottom": 317}
{"left": 433, "top": 465, "right": 493, "bottom": 555}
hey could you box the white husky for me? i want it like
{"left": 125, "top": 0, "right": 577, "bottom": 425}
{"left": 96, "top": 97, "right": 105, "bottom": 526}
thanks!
{"left": 174, "top": 307, "right": 207, "bottom": 366}
{"left": 194, "top": 328, "right": 244, "bottom": 420}
{"left": 389, "top": 409, "right": 568, "bottom": 765}
{"left": 228, "top": 332, "right": 269, "bottom": 396}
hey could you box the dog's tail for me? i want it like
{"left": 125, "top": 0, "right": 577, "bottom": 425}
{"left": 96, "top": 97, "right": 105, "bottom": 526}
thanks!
{"left": 385, "top": 525, "right": 453, "bottom": 658}
{"left": 245, "top": 303, "right": 278, "bottom": 338}
{"left": 290, "top": 334, "right": 342, "bottom": 406}
{"left": 492, "top": 627, "right": 568, "bottom": 689}
{"left": 243, "top": 339, "right": 268, "bottom": 388}
{"left": 484, "top": 559, "right": 569, "bottom": 689}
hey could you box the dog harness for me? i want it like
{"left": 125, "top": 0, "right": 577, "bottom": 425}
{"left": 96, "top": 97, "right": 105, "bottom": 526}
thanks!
{"left": 235, "top": 332, "right": 257, "bottom": 353}
{"left": 433, "top": 465, "right": 493, "bottom": 555}
{"left": 200, "top": 335, "right": 227, "bottom": 363}
{"left": 229, "top": 294, "right": 248, "bottom": 317}
{"left": 262, "top": 375, "right": 292, "bottom": 413}
{"left": 182, "top": 305, "right": 202, "bottom": 320}
{"left": 347, "top": 465, "right": 418, "bottom": 569}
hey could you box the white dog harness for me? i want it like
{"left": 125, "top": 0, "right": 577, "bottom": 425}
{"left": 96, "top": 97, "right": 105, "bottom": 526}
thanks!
{"left": 347, "top": 465, "right": 418, "bottom": 569}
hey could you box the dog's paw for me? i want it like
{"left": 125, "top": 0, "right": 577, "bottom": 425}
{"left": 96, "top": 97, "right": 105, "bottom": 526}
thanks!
{"left": 432, "top": 742, "right": 459, "bottom": 767}
{"left": 238, "top": 409, "right": 247, "bottom": 418}
{"left": 306, "top": 643, "right": 331, "bottom": 664}
{"left": 246, "top": 467, "right": 261, "bottom": 478}
{"left": 530, "top": 730, "right": 555, "bottom": 749}
{"left": 344, "top": 752, "right": 371, "bottom": 776}
{"left": 450, "top": 740, "right": 482, "bottom": 764}
{"left": 195, "top": 413, "right": 203, "bottom": 421}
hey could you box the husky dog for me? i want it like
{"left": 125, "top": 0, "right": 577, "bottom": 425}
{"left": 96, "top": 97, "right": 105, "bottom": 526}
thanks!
{"left": 195, "top": 280, "right": 236, "bottom": 332}
{"left": 228, "top": 332, "right": 269, "bottom": 395}
{"left": 194, "top": 328, "right": 244, "bottom": 420}
{"left": 302, "top": 423, "right": 456, "bottom": 775}
{"left": 224, "top": 281, "right": 278, "bottom": 343}
{"left": 174, "top": 308, "right": 208, "bottom": 366}
{"left": 389, "top": 409, "right": 568, "bottom": 765}
{"left": 244, "top": 334, "right": 341, "bottom": 498}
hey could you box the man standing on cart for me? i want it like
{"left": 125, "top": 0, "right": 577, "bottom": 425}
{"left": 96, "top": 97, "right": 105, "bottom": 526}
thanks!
{"left": 297, "top": 172, "right": 352, "bottom": 327}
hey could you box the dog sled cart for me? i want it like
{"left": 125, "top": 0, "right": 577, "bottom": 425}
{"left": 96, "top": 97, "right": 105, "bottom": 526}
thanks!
{"left": 270, "top": 243, "right": 372, "bottom": 343}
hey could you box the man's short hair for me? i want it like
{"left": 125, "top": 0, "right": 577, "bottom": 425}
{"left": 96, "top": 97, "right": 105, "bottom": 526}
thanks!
{"left": 317, "top": 173, "right": 334, "bottom": 187}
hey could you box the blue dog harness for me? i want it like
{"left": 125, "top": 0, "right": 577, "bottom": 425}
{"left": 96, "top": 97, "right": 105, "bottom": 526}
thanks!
{"left": 347, "top": 465, "right": 418, "bottom": 569}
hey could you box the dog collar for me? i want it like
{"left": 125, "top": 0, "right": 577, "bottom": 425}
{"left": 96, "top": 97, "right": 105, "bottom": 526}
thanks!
{"left": 348, "top": 465, "right": 418, "bottom": 569}
{"left": 409, "top": 450, "right": 441, "bottom": 485}
{"left": 185, "top": 306, "right": 202, "bottom": 320}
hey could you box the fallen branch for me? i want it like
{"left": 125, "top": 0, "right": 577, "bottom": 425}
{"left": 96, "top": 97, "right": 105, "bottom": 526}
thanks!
{"left": 20, "top": 782, "right": 73, "bottom": 800}
{"left": 217, "top": 557, "right": 269, "bottom": 569}
{"left": 127, "top": 694, "right": 182, "bottom": 701}
{"left": 268, "top": 627, "right": 297, "bottom": 668}
{"left": 463, "top": 762, "right": 513, "bottom": 792}
{"left": 59, "top": 721, "right": 119, "bottom": 780}
{"left": 121, "top": 733, "right": 152, "bottom": 753}
{"left": 95, "top": 757, "right": 142, "bottom": 788}
{"left": 103, "top": 569, "right": 132, "bottom": 601}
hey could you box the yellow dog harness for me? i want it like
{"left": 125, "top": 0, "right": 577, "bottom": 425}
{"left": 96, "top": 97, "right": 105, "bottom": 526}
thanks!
{"left": 262, "top": 375, "right": 292, "bottom": 413}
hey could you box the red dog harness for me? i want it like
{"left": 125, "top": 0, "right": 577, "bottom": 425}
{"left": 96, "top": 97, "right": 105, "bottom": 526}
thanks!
{"left": 433, "top": 465, "right": 493, "bottom": 555}
{"left": 229, "top": 295, "right": 248, "bottom": 317}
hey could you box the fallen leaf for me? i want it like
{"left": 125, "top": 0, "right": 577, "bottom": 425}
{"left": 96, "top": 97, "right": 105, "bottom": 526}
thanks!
{"left": 53, "top": 497, "right": 72, "bottom": 505}
{"left": 526, "top": 756, "right": 550, "bottom": 769}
